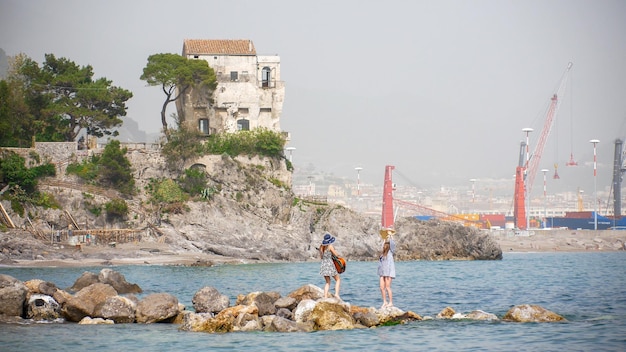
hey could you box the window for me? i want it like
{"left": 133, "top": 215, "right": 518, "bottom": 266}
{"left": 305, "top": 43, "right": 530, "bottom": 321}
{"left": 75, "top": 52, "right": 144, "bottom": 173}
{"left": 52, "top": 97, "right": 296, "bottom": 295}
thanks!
{"left": 230, "top": 71, "right": 238, "bottom": 81}
{"left": 199, "top": 119, "right": 209, "bottom": 135}
{"left": 193, "top": 55, "right": 199, "bottom": 59}
{"left": 237, "top": 119, "right": 250, "bottom": 131}
{"left": 262, "top": 67, "right": 271, "bottom": 88}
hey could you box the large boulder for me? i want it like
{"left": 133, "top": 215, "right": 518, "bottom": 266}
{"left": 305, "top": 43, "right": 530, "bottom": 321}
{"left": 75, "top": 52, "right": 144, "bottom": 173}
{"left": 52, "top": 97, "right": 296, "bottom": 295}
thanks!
{"left": 393, "top": 217, "right": 503, "bottom": 260}
{"left": 135, "top": 293, "right": 180, "bottom": 323}
{"left": 466, "top": 309, "right": 499, "bottom": 321}
{"left": 78, "top": 317, "right": 114, "bottom": 325}
{"left": 503, "top": 304, "right": 567, "bottom": 322}
{"left": 179, "top": 311, "right": 214, "bottom": 332}
{"left": 288, "top": 284, "right": 324, "bottom": 303}
{"left": 264, "top": 315, "right": 309, "bottom": 332}
{"left": 69, "top": 271, "right": 99, "bottom": 292}
{"left": 436, "top": 306, "right": 456, "bottom": 319}
{"left": 26, "top": 294, "right": 60, "bottom": 321}
{"left": 293, "top": 299, "right": 316, "bottom": 323}
{"left": 97, "top": 269, "right": 142, "bottom": 294}
{"left": 0, "top": 274, "right": 28, "bottom": 317}
{"left": 52, "top": 288, "right": 73, "bottom": 306}
{"left": 231, "top": 305, "right": 261, "bottom": 331}
{"left": 274, "top": 296, "right": 297, "bottom": 311}
{"left": 236, "top": 291, "right": 280, "bottom": 316}
{"left": 61, "top": 283, "right": 118, "bottom": 322}
{"left": 24, "top": 279, "right": 58, "bottom": 296}
{"left": 96, "top": 295, "right": 136, "bottom": 323}
{"left": 309, "top": 300, "right": 355, "bottom": 330}
{"left": 350, "top": 306, "right": 380, "bottom": 327}
{"left": 192, "top": 286, "right": 229, "bottom": 314}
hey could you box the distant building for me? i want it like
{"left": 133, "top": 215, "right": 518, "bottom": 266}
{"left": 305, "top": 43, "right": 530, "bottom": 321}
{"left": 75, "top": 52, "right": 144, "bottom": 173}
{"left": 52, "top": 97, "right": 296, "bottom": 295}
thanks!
{"left": 177, "top": 39, "right": 286, "bottom": 137}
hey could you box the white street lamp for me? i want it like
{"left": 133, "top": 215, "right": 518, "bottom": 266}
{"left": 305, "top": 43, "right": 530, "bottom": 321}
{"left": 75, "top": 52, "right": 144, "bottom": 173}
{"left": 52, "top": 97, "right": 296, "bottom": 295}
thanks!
{"left": 522, "top": 128, "right": 533, "bottom": 229}
{"left": 590, "top": 139, "right": 600, "bottom": 230}
{"left": 355, "top": 167, "right": 363, "bottom": 197}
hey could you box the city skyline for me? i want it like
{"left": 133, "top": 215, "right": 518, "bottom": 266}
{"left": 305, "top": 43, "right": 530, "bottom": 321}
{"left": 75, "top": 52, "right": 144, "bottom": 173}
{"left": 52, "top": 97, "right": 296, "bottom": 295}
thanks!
{"left": 1, "top": 0, "right": 624, "bottom": 195}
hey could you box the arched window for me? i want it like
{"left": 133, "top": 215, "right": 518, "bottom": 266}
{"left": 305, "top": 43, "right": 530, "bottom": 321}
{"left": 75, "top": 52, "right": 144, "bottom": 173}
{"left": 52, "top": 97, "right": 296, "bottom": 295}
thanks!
{"left": 262, "top": 67, "right": 271, "bottom": 88}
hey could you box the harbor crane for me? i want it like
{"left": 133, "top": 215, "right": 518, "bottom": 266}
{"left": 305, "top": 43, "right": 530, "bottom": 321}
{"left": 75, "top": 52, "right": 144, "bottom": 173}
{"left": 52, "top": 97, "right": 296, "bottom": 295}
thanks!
{"left": 381, "top": 165, "right": 486, "bottom": 230}
{"left": 514, "top": 62, "right": 573, "bottom": 229}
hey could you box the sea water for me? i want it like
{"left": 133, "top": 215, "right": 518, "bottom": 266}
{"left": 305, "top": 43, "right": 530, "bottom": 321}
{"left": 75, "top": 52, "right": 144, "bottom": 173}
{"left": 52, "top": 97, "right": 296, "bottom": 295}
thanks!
{"left": 1, "top": 252, "right": 624, "bottom": 351}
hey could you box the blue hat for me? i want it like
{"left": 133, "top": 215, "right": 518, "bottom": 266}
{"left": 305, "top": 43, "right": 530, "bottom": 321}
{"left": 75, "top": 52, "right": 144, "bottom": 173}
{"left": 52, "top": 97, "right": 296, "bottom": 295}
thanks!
{"left": 321, "top": 233, "right": 335, "bottom": 245}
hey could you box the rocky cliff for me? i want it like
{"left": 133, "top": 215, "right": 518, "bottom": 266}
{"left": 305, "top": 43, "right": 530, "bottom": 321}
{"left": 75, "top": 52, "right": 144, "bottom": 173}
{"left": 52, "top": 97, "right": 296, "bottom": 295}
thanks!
{"left": 1, "top": 147, "right": 502, "bottom": 262}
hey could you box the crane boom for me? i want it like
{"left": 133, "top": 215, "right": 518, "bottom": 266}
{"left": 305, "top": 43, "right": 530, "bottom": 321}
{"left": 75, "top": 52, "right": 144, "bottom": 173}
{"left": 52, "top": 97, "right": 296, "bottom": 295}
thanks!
{"left": 525, "top": 62, "right": 573, "bottom": 196}
{"left": 514, "top": 62, "right": 573, "bottom": 229}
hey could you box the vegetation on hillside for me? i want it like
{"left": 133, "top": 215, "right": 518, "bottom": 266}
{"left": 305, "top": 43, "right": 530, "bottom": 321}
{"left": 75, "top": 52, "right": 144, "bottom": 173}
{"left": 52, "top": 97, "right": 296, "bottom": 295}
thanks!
{"left": 160, "top": 123, "right": 289, "bottom": 172}
{"left": 1, "top": 50, "right": 290, "bottom": 226}
{"left": 66, "top": 140, "right": 135, "bottom": 196}
{"left": 203, "top": 127, "right": 287, "bottom": 159}
{"left": 0, "top": 150, "right": 58, "bottom": 215}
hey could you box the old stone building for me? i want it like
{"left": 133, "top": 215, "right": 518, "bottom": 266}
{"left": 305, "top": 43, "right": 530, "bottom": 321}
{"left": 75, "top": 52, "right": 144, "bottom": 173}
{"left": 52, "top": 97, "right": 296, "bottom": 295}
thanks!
{"left": 176, "top": 39, "right": 286, "bottom": 136}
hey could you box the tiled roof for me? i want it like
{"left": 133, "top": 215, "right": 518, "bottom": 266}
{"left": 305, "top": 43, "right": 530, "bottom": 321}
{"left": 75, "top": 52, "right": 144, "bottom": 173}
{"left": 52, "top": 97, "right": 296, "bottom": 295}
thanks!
{"left": 183, "top": 39, "right": 256, "bottom": 56}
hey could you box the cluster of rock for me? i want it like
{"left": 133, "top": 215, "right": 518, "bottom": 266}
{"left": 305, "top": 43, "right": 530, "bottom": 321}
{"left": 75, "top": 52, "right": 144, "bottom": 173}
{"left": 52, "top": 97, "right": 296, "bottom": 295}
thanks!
{"left": 0, "top": 268, "right": 566, "bottom": 331}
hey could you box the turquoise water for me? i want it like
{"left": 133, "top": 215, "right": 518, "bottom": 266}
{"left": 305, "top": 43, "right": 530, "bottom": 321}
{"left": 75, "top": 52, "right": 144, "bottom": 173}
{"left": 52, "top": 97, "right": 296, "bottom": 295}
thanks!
{"left": 1, "top": 252, "right": 625, "bottom": 351}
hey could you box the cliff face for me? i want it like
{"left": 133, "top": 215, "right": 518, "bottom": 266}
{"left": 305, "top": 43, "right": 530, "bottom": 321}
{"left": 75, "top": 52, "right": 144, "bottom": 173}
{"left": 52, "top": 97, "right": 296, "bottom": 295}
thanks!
{"left": 1, "top": 147, "right": 502, "bottom": 261}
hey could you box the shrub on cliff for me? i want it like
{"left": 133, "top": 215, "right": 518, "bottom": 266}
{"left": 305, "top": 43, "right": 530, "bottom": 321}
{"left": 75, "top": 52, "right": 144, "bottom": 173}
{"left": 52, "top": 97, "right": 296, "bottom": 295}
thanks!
{"left": 203, "top": 128, "right": 286, "bottom": 158}
{"left": 66, "top": 140, "right": 135, "bottom": 196}
{"left": 105, "top": 198, "right": 129, "bottom": 221}
{"left": 0, "top": 150, "right": 57, "bottom": 215}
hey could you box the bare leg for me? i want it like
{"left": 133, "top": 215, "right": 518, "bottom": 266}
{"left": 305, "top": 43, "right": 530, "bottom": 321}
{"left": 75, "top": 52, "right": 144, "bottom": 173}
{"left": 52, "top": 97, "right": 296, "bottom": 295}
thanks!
{"left": 334, "top": 274, "right": 341, "bottom": 299}
{"left": 379, "top": 276, "right": 388, "bottom": 308}
{"left": 384, "top": 277, "right": 393, "bottom": 306}
{"left": 324, "top": 276, "right": 331, "bottom": 298}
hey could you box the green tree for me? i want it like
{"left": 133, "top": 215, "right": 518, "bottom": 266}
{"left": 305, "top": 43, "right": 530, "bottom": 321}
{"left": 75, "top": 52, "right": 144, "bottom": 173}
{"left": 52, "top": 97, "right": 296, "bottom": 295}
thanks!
{"left": 66, "top": 140, "right": 135, "bottom": 195}
{"left": 140, "top": 53, "right": 217, "bottom": 140}
{"left": 97, "top": 140, "right": 135, "bottom": 195}
{"left": 12, "top": 53, "right": 132, "bottom": 142}
{"left": 159, "top": 115, "right": 204, "bottom": 170}
{"left": 0, "top": 54, "right": 40, "bottom": 147}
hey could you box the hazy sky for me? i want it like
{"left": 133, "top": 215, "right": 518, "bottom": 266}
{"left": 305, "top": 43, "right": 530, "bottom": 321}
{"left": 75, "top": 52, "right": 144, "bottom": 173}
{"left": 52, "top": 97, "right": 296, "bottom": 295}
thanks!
{"left": 1, "top": 0, "right": 625, "bottom": 198}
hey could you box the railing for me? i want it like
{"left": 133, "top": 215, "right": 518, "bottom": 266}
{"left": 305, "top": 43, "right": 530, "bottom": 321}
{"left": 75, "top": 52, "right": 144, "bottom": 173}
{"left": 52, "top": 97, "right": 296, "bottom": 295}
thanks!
{"left": 299, "top": 196, "right": 328, "bottom": 204}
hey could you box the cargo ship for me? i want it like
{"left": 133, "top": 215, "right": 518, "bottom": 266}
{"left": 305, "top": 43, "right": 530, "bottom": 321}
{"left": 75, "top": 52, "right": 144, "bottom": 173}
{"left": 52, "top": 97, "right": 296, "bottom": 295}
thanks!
{"left": 546, "top": 211, "right": 626, "bottom": 230}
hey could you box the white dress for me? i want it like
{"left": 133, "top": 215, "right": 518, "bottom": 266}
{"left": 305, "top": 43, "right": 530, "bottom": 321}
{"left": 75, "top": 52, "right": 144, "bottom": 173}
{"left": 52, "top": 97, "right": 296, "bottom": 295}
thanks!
{"left": 320, "top": 248, "right": 338, "bottom": 276}
{"left": 377, "top": 239, "right": 396, "bottom": 278}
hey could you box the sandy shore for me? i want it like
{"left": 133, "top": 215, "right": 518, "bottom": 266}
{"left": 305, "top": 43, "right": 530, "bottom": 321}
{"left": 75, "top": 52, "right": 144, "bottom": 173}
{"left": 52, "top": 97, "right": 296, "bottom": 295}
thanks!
{"left": 4, "top": 241, "right": 255, "bottom": 268}
{"left": 493, "top": 228, "right": 626, "bottom": 253}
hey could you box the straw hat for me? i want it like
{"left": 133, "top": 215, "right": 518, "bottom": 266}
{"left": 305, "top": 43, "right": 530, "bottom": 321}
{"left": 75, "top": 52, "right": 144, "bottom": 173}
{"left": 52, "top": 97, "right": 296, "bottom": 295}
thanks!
{"left": 379, "top": 228, "right": 396, "bottom": 240}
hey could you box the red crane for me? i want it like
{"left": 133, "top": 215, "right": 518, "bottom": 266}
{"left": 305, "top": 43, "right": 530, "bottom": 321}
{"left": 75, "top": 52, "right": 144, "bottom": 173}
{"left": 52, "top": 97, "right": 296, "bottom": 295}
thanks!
{"left": 381, "top": 165, "right": 395, "bottom": 229}
{"left": 380, "top": 165, "right": 486, "bottom": 229}
{"left": 514, "top": 62, "right": 573, "bottom": 229}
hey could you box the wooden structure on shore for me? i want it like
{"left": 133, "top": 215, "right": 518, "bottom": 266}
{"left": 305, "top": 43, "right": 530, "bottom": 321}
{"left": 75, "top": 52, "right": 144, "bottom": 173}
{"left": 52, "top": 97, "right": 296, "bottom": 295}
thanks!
{"left": 44, "top": 228, "right": 158, "bottom": 247}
